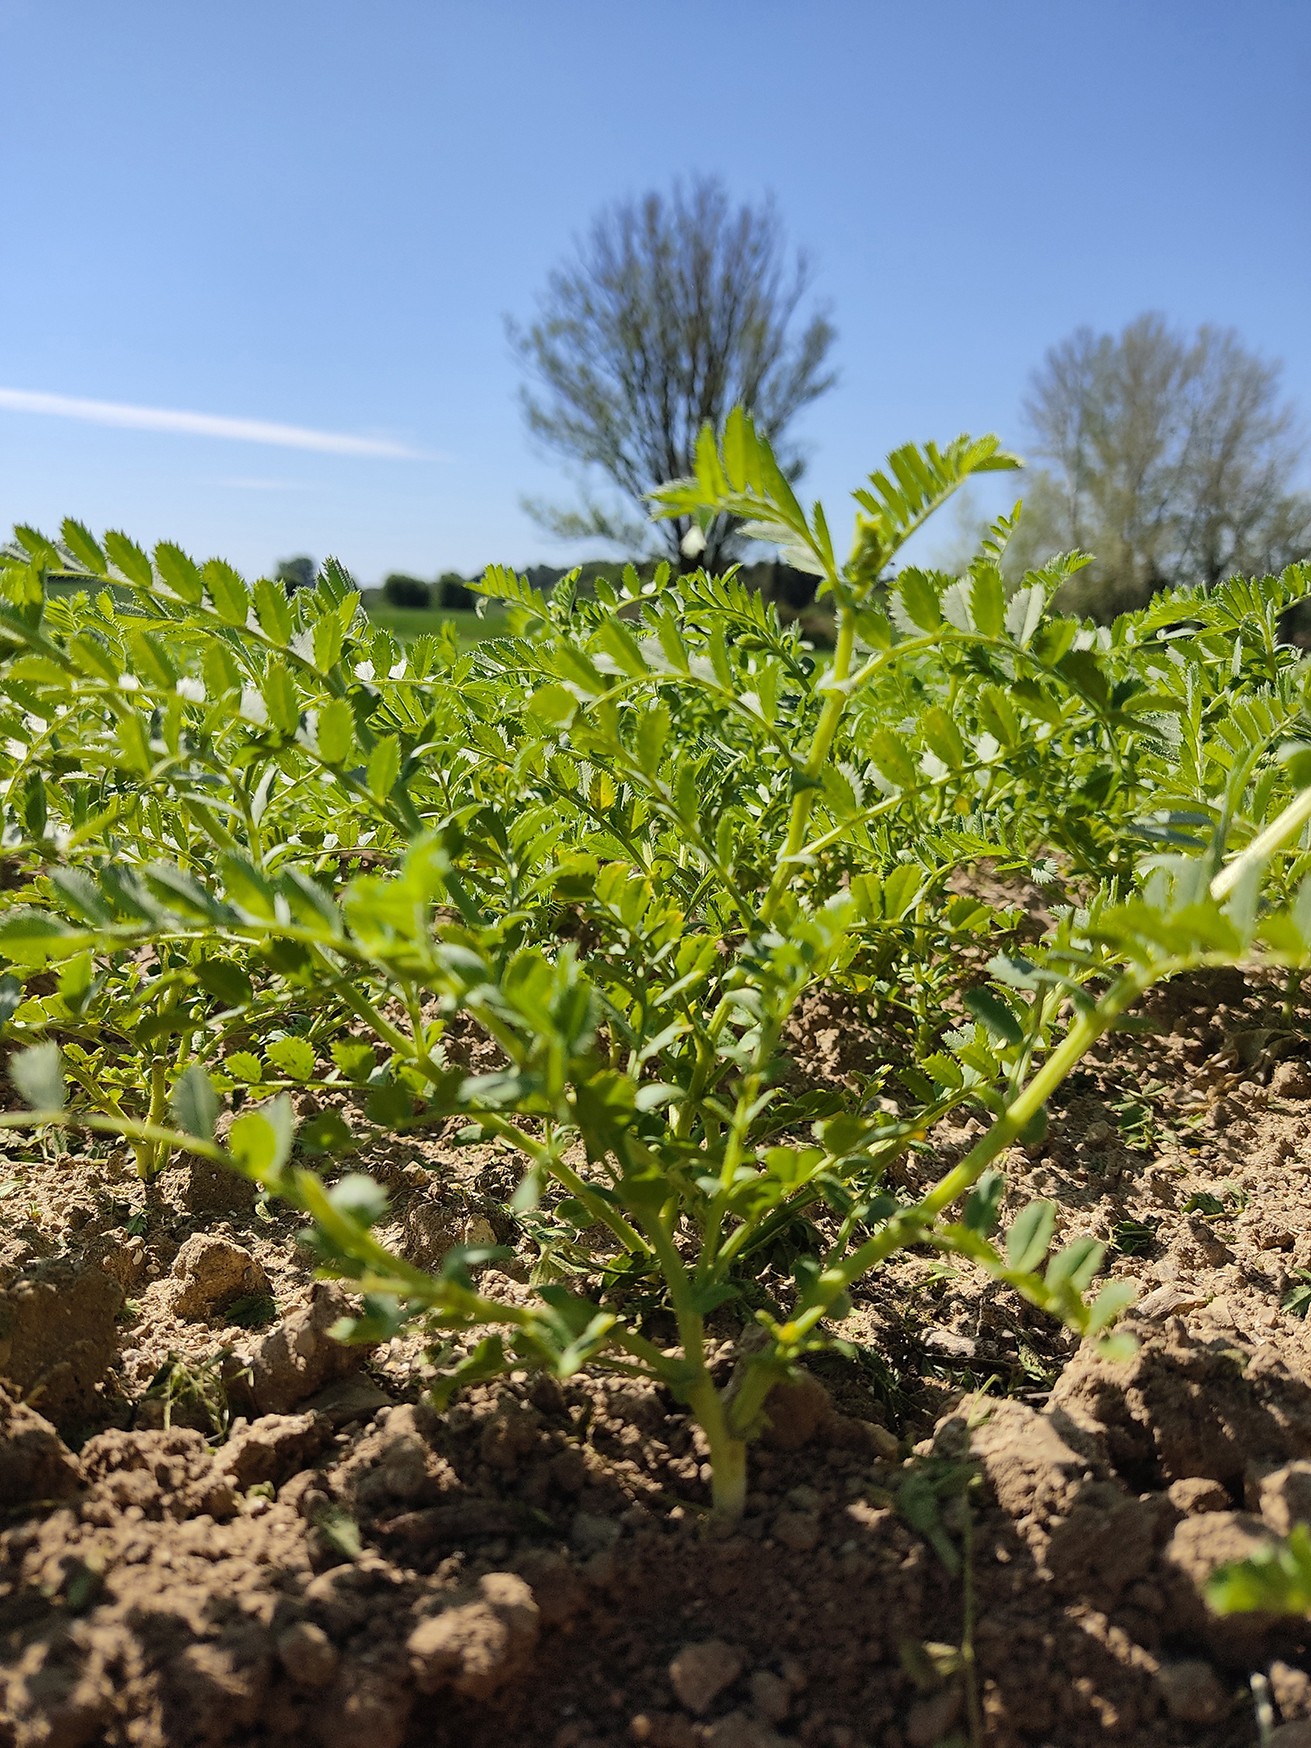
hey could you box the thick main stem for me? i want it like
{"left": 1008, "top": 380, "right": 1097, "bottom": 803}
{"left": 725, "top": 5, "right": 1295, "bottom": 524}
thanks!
{"left": 135, "top": 1056, "right": 170, "bottom": 1179}
{"left": 688, "top": 1375, "right": 748, "bottom": 1524}
{"left": 633, "top": 1202, "right": 753, "bottom": 1522}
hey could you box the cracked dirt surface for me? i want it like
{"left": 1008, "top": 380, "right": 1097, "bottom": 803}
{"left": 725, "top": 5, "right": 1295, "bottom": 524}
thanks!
{"left": 7, "top": 970, "right": 1311, "bottom": 1746}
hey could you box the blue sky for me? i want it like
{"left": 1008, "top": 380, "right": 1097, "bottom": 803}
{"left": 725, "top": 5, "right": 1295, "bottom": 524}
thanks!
{"left": 1, "top": 0, "right": 1308, "bottom": 584}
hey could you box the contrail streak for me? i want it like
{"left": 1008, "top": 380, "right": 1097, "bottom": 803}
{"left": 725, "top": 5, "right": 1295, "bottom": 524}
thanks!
{"left": 0, "top": 387, "right": 422, "bottom": 458}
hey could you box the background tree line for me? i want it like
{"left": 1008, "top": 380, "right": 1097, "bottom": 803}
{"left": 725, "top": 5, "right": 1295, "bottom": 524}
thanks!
{"left": 273, "top": 564, "right": 479, "bottom": 612}
{"left": 278, "top": 176, "right": 1309, "bottom": 626}
{"left": 508, "top": 175, "right": 1310, "bottom": 623}
{"left": 367, "top": 557, "right": 824, "bottom": 624}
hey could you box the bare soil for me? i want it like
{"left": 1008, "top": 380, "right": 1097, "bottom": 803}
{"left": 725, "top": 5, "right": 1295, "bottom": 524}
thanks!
{"left": 7, "top": 970, "right": 1311, "bottom": 1747}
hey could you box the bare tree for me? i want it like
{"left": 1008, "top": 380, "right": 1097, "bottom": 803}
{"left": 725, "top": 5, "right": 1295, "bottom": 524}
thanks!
{"left": 509, "top": 176, "right": 837, "bottom": 569}
{"left": 1008, "top": 313, "right": 1311, "bottom": 617}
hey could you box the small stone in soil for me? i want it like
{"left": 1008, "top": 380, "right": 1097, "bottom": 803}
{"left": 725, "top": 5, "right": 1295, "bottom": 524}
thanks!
{"left": 771, "top": 1509, "right": 821, "bottom": 1553}
{"left": 407, "top": 1571, "right": 539, "bottom": 1699}
{"left": 1270, "top": 1660, "right": 1311, "bottom": 1716}
{"left": 1155, "top": 1659, "right": 1230, "bottom": 1725}
{"left": 748, "top": 1670, "right": 791, "bottom": 1723}
{"left": 1134, "top": 1284, "right": 1206, "bottom": 1319}
{"left": 570, "top": 1509, "right": 621, "bottom": 1555}
{"left": 0, "top": 1387, "right": 83, "bottom": 1502}
{"left": 1259, "top": 1461, "right": 1311, "bottom": 1536}
{"left": 479, "top": 1402, "right": 542, "bottom": 1470}
{"left": 758, "top": 1372, "right": 830, "bottom": 1451}
{"left": 168, "top": 1234, "right": 266, "bottom": 1319}
{"left": 214, "top": 1410, "right": 328, "bottom": 1489}
{"left": 277, "top": 1620, "right": 340, "bottom": 1688}
{"left": 629, "top": 1716, "right": 697, "bottom": 1748}
{"left": 702, "top": 1711, "right": 788, "bottom": 1747}
{"left": 303, "top": 1375, "right": 395, "bottom": 1426}
{"left": 923, "top": 1327, "right": 977, "bottom": 1361}
{"left": 1166, "top": 1476, "right": 1231, "bottom": 1514}
{"left": 905, "top": 1688, "right": 963, "bottom": 1747}
{"left": 178, "top": 1153, "right": 255, "bottom": 1214}
{"left": 0, "top": 1255, "right": 122, "bottom": 1429}
{"left": 668, "top": 1639, "right": 744, "bottom": 1715}
{"left": 1268, "top": 1724, "right": 1311, "bottom": 1748}
{"left": 1271, "top": 1059, "right": 1311, "bottom": 1098}
{"left": 235, "top": 1282, "right": 370, "bottom": 1414}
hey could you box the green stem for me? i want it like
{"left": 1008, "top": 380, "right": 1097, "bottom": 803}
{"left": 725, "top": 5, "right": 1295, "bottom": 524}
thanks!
{"left": 304, "top": 945, "right": 419, "bottom": 1060}
{"left": 0, "top": 1109, "right": 234, "bottom": 1161}
{"left": 1211, "top": 782, "right": 1311, "bottom": 902}
{"left": 961, "top": 1499, "right": 983, "bottom": 1748}
{"left": 725, "top": 1351, "right": 779, "bottom": 1442}
{"left": 135, "top": 1056, "right": 170, "bottom": 1179}
{"left": 481, "top": 1110, "right": 651, "bottom": 1260}
{"left": 610, "top": 1326, "right": 677, "bottom": 1376}
{"left": 760, "top": 615, "right": 857, "bottom": 926}
{"left": 674, "top": 997, "right": 732, "bottom": 1141}
{"left": 759, "top": 773, "right": 1311, "bottom": 1343}
{"left": 630, "top": 1193, "right": 753, "bottom": 1523}
{"left": 788, "top": 972, "right": 1149, "bottom": 1341}
{"left": 689, "top": 1378, "right": 747, "bottom": 1524}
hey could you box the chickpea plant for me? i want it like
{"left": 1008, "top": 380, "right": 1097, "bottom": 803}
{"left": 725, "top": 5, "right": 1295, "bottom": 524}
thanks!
{"left": 5, "top": 414, "right": 1311, "bottom": 1521}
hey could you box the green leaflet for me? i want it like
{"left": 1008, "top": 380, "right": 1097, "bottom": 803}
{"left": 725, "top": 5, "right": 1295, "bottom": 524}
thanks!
{"left": 316, "top": 697, "right": 356, "bottom": 765}
{"left": 10, "top": 1041, "right": 66, "bottom": 1110}
{"left": 253, "top": 576, "right": 293, "bottom": 645}
{"left": 1005, "top": 1200, "right": 1057, "bottom": 1273}
{"left": 171, "top": 1063, "right": 218, "bottom": 1141}
{"left": 367, "top": 734, "right": 401, "bottom": 798}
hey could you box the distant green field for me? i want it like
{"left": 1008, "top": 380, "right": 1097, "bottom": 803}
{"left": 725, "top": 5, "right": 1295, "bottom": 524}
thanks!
{"left": 44, "top": 577, "right": 100, "bottom": 598}
{"left": 363, "top": 603, "right": 509, "bottom": 645}
{"left": 41, "top": 578, "right": 509, "bottom": 647}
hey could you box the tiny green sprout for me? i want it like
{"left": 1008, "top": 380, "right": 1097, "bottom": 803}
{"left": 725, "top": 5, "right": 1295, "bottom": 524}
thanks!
{"left": 312, "top": 1504, "right": 363, "bottom": 1562}
{"left": 1209, "top": 1522, "right": 1311, "bottom": 1618}
{"left": 1282, "top": 1270, "right": 1311, "bottom": 1319}
{"left": 63, "top": 1553, "right": 107, "bottom": 1616}
{"left": 143, "top": 1354, "right": 231, "bottom": 1438}
{"left": 225, "top": 1292, "right": 278, "bottom": 1329}
{"left": 1183, "top": 1191, "right": 1226, "bottom": 1218}
{"left": 1109, "top": 1217, "right": 1159, "bottom": 1259}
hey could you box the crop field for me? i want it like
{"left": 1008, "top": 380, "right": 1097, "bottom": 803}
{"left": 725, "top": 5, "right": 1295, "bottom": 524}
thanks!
{"left": 363, "top": 602, "right": 511, "bottom": 646}
{"left": 6, "top": 416, "right": 1311, "bottom": 1746}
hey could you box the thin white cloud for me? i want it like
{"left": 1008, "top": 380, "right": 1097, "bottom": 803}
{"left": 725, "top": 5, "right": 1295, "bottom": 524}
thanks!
{"left": 214, "top": 476, "right": 309, "bottom": 492}
{"left": 0, "top": 387, "right": 424, "bottom": 458}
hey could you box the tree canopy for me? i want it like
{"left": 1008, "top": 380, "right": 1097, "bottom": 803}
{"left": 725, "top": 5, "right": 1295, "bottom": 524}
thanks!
{"left": 275, "top": 555, "right": 317, "bottom": 595}
{"left": 1007, "top": 314, "right": 1311, "bottom": 618}
{"left": 509, "top": 175, "right": 837, "bottom": 569}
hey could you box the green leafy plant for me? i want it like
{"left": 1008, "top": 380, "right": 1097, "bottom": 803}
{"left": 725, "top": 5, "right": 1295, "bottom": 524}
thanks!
{"left": 6, "top": 414, "right": 1311, "bottom": 1521}
{"left": 1209, "top": 1522, "right": 1311, "bottom": 1617}
{"left": 143, "top": 1351, "right": 234, "bottom": 1437}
